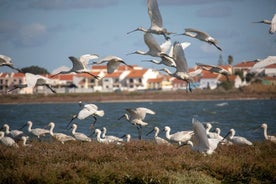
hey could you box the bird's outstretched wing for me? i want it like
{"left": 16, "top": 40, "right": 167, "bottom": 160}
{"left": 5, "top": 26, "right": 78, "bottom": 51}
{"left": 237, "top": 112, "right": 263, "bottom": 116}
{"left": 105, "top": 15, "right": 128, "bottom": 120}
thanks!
{"left": 148, "top": 0, "right": 163, "bottom": 30}
{"left": 68, "top": 56, "right": 85, "bottom": 70}
{"left": 79, "top": 54, "right": 99, "bottom": 66}
{"left": 173, "top": 42, "right": 188, "bottom": 73}
{"left": 270, "top": 14, "right": 276, "bottom": 34}
{"left": 185, "top": 28, "right": 209, "bottom": 38}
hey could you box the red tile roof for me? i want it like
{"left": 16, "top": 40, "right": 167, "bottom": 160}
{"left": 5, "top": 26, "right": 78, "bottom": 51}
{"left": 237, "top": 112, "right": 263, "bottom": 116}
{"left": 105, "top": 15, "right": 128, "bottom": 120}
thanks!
{"left": 234, "top": 61, "right": 256, "bottom": 68}
{"left": 127, "top": 69, "right": 148, "bottom": 78}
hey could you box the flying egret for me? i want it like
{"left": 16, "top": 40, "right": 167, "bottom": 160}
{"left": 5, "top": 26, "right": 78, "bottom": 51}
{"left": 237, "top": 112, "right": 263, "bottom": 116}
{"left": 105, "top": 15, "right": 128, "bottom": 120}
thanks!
{"left": 196, "top": 63, "right": 231, "bottom": 77}
{"left": 101, "top": 127, "right": 124, "bottom": 142}
{"left": 258, "top": 123, "right": 276, "bottom": 143}
{"left": 142, "top": 42, "right": 191, "bottom": 68}
{"left": 163, "top": 126, "right": 193, "bottom": 145}
{"left": 51, "top": 54, "right": 99, "bottom": 79}
{"left": 253, "top": 13, "right": 276, "bottom": 34}
{"left": 179, "top": 28, "right": 222, "bottom": 51}
{"left": 48, "top": 122, "right": 75, "bottom": 144}
{"left": 146, "top": 126, "right": 170, "bottom": 145}
{"left": 223, "top": 128, "right": 253, "bottom": 146}
{"left": 21, "top": 121, "right": 50, "bottom": 139}
{"left": 127, "top": 0, "right": 175, "bottom": 39}
{"left": 21, "top": 136, "right": 32, "bottom": 147}
{"left": 159, "top": 41, "right": 202, "bottom": 92}
{"left": 0, "top": 54, "right": 22, "bottom": 72}
{"left": 8, "top": 73, "right": 56, "bottom": 93}
{"left": 0, "top": 131, "right": 19, "bottom": 148}
{"left": 93, "top": 55, "right": 133, "bottom": 74}
{"left": 118, "top": 107, "right": 155, "bottom": 140}
{"left": 2, "top": 123, "right": 24, "bottom": 139}
{"left": 128, "top": 32, "right": 171, "bottom": 58}
{"left": 71, "top": 124, "right": 91, "bottom": 142}
{"left": 67, "top": 103, "right": 104, "bottom": 129}
{"left": 184, "top": 118, "right": 221, "bottom": 155}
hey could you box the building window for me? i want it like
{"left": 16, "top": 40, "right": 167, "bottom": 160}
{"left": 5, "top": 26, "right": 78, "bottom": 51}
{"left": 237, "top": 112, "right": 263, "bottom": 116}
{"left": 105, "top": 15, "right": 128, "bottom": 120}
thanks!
{"left": 129, "top": 78, "right": 133, "bottom": 83}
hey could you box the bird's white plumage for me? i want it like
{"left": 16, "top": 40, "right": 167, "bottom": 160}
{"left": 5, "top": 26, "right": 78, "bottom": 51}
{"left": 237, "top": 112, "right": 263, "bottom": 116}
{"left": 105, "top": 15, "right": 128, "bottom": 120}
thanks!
{"left": 101, "top": 127, "right": 123, "bottom": 142}
{"left": 260, "top": 123, "right": 276, "bottom": 143}
{"left": 148, "top": 127, "right": 170, "bottom": 145}
{"left": 0, "top": 131, "right": 19, "bottom": 148}
{"left": 25, "top": 121, "right": 50, "bottom": 138}
{"left": 163, "top": 126, "right": 193, "bottom": 145}
{"left": 48, "top": 122, "right": 75, "bottom": 144}
{"left": 2, "top": 124, "right": 24, "bottom": 139}
{"left": 78, "top": 104, "right": 104, "bottom": 120}
{"left": 71, "top": 124, "right": 91, "bottom": 142}
{"left": 270, "top": 14, "right": 276, "bottom": 33}
{"left": 224, "top": 128, "right": 253, "bottom": 146}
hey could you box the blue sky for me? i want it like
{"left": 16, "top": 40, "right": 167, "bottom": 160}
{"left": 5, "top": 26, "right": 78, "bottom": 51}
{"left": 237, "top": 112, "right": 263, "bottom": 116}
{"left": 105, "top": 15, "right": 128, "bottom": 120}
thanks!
{"left": 0, "top": 0, "right": 275, "bottom": 73}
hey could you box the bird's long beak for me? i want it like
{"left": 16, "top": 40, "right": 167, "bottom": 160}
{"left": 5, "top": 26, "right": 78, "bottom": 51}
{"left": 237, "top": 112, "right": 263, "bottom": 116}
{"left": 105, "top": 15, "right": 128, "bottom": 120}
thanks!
{"left": 253, "top": 125, "right": 262, "bottom": 132}
{"left": 127, "top": 28, "right": 139, "bottom": 34}
{"left": 222, "top": 131, "right": 231, "bottom": 142}
{"left": 19, "top": 123, "right": 27, "bottom": 130}
{"left": 118, "top": 114, "right": 126, "bottom": 120}
{"left": 66, "top": 116, "right": 76, "bottom": 129}
{"left": 146, "top": 129, "right": 154, "bottom": 136}
{"left": 126, "top": 52, "right": 135, "bottom": 56}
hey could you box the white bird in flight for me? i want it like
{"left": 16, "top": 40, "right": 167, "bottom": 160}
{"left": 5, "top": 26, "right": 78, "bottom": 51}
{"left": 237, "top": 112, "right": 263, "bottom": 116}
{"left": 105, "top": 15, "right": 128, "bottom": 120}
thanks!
{"left": 8, "top": 73, "right": 56, "bottom": 93}
{"left": 51, "top": 54, "right": 99, "bottom": 79}
{"left": 258, "top": 123, "right": 276, "bottom": 143}
{"left": 128, "top": 32, "right": 171, "bottom": 58}
{"left": 67, "top": 103, "right": 104, "bottom": 129}
{"left": 185, "top": 118, "right": 221, "bottom": 155}
{"left": 163, "top": 126, "right": 193, "bottom": 145}
{"left": 118, "top": 107, "right": 155, "bottom": 140}
{"left": 196, "top": 63, "right": 231, "bottom": 76}
{"left": 147, "top": 126, "right": 171, "bottom": 145}
{"left": 0, "top": 54, "right": 22, "bottom": 72}
{"left": 93, "top": 55, "right": 133, "bottom": 74}
{"left": 71, "top": 124, "right": 91, "bottom": 142}
{"left": 253, "top": 13, "right": 276, "bottom": 34}
{"left": 159, "top": 41, "right": 202, "bottom": 92}
{"left": 127, "top": 0, "right": 175, "bottom": 39}
{"left": 48, "top": 122, "right": 75, "bottom": 144}
{"left": 223, "top": 128, "right": 253, "bottom": 146}
{"left": 179, "top": 28, "right": 222, "bottom": 51}
{"left": 0, "top": 131, "right": 19, "bottom": 148}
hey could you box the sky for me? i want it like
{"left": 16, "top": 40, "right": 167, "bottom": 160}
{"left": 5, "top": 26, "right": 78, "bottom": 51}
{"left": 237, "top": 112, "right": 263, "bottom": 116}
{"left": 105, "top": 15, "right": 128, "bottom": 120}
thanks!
{"left": 0, "top": 0, "right": 275, "bottom": 73}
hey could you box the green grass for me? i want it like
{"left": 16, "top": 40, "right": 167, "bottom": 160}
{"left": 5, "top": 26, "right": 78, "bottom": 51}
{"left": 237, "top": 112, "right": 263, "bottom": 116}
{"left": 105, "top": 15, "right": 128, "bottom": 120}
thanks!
{"left": 0, "top": 140, "right": 275, "bottom": 184}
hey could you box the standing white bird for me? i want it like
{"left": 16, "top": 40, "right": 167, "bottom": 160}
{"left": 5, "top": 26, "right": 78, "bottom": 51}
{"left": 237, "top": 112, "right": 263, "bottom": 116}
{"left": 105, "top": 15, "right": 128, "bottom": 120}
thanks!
{"left": 48, "top": 122, "right": 75, "bottom": 144}
{"left": 128, "top": 32, "right": 171, "bottom": 58}
{"left": 94, "top": 129, "right": 113, "bottom": 144}
{"left": 51, "top": 54, "right": 99, "bottom": 79}
{"left": 0, "top": 131, "right": 19, "bottom": 148}
{"left": 21, "top": 136, "right": 32, "bottom": 147}
{"left": 142, "top": 42, "right": 191, "bottom": 68}
{"left": 159, "top": 41, "right": 202, "bottom": 92}
{"left": 0, "top": 54, "right": 22, "bottom": 72}
{"left": 214, "top": 128, "right": 224, "bottom": 141}
{"left": 163, "top": 126, "right": 193, "bottom": 145}
{"left": 258, "top": 123, "right": 276, "bottom": 143}
{"left": 185, "top": 119, "right": 221, "bottom": 155}
{"left": 93, "top": 55, "right": 133, "bottom": 74}
{"left": 101, "top": 127, "right": 123, "bottom": 142}
{"left": 179, "top": 28, "right": 222, "bottom": 51}
{"left": 223, "top": 128, "right": 253, "bottom": 146}
{"left": 22, "top": 121, "right": 50, "bottom": 139}
{"left": 67, "top": 103, "right": 104, "bottom": 129}
{"left": 205, "top": 123, "right": 221, "bottom": 139}
{"left": 127, "top": 0, "right": 174, "bottom": 39}
{"left": 253, "top": 13, "right": 276, "bottom": 34}
{"left": 71, "top": 124, "right": 91, "bottom": 142}
{"left": 147, "top": 126, "right": 170, "bottom": 145}
{"left": 8, "top": 73, "right": 56, "bottom": 93}
{"left": 2, "top": 123, "right": 24, "bottom": 139}
{"left": 118, "top": 107, "right": 155, "bottom": 140}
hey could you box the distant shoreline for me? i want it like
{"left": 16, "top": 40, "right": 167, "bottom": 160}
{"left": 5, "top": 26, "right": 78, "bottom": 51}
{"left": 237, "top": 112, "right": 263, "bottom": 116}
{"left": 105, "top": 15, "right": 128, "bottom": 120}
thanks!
{"left": 1, "top": 89, "right": 276, "bottom": 104}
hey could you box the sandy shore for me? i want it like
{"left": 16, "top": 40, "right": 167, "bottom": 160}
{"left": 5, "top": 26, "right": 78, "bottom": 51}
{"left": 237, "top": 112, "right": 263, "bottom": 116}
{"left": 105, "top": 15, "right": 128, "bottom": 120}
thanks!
{"left": 1, "top": 89, "right": 276, "bottom": 104}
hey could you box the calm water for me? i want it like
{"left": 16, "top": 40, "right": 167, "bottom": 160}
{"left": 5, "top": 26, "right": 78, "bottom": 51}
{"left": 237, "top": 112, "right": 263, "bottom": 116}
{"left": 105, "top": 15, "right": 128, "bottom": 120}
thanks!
{"left": 0, "top": 99, "right": 275, "bottom": 141}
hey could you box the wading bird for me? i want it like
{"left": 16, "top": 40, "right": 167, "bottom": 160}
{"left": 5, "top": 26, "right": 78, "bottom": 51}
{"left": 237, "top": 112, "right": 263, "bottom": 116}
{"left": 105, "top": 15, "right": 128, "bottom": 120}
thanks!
{"left": 0, "top": 131, "right": 19, "bottom": 148}
{"left": 178, "top": 28, "right": 222, "bottom": 51}
{"left": 21, "top": 121, "right": 50, "bottom": 139}
{"left": 127, "top": 0, "right": 174, "bottom": 39}
{"left": 1, "top": 123, "right": 24, "bottom": 139}
{"left": 101, "top": 127, "right": 123, "bottom": 143}
{"left": 93, "top": 55, "right": 132, "bottom": 74}
{"left": 8, "top": 73, "right": 56, "bottom": 93}
{"left": 258, "top": 123, "right": 276, "bottom": 143}
{"left": 48, "top": 122, "right": 75, "bottom": 144}
{"left": 51, "top": 54, "right": 99, "bottom": 79}
{"left": 163, "top": 126, "right": 193, "bottom": 145}
{"left": 118, "top": 107, "right": 155, "bottom": 140}
{"left": 128, "top": 32, "right": 171, "bottom": 58}
{"left": 185, "top": 119, "right": 221, "bottom": 155}
{"left": 67, "top": 103, "right": 104, "bottom": 129}
{"left": 147, "top": 126, "right": 170, "bottom": 145}
{"left": 21, "top": 136, "right": 32, "bottom": 147}
{"left": 0, "top": 54, "right": 22, "bottom": 72}
{"left": 94, "top": 129, "right": 113, "bottom": 144}
{"left": 223, "top": 128, "right": 253, "bottom": 146}
{"left": 71, "top": 124, "right": 91, "bottom": 142}
{"left": 253, "top": 13, "right": 276, "bottom": 34}
{"left": 159, "top": 41, "right": 202, "bottom": 92}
